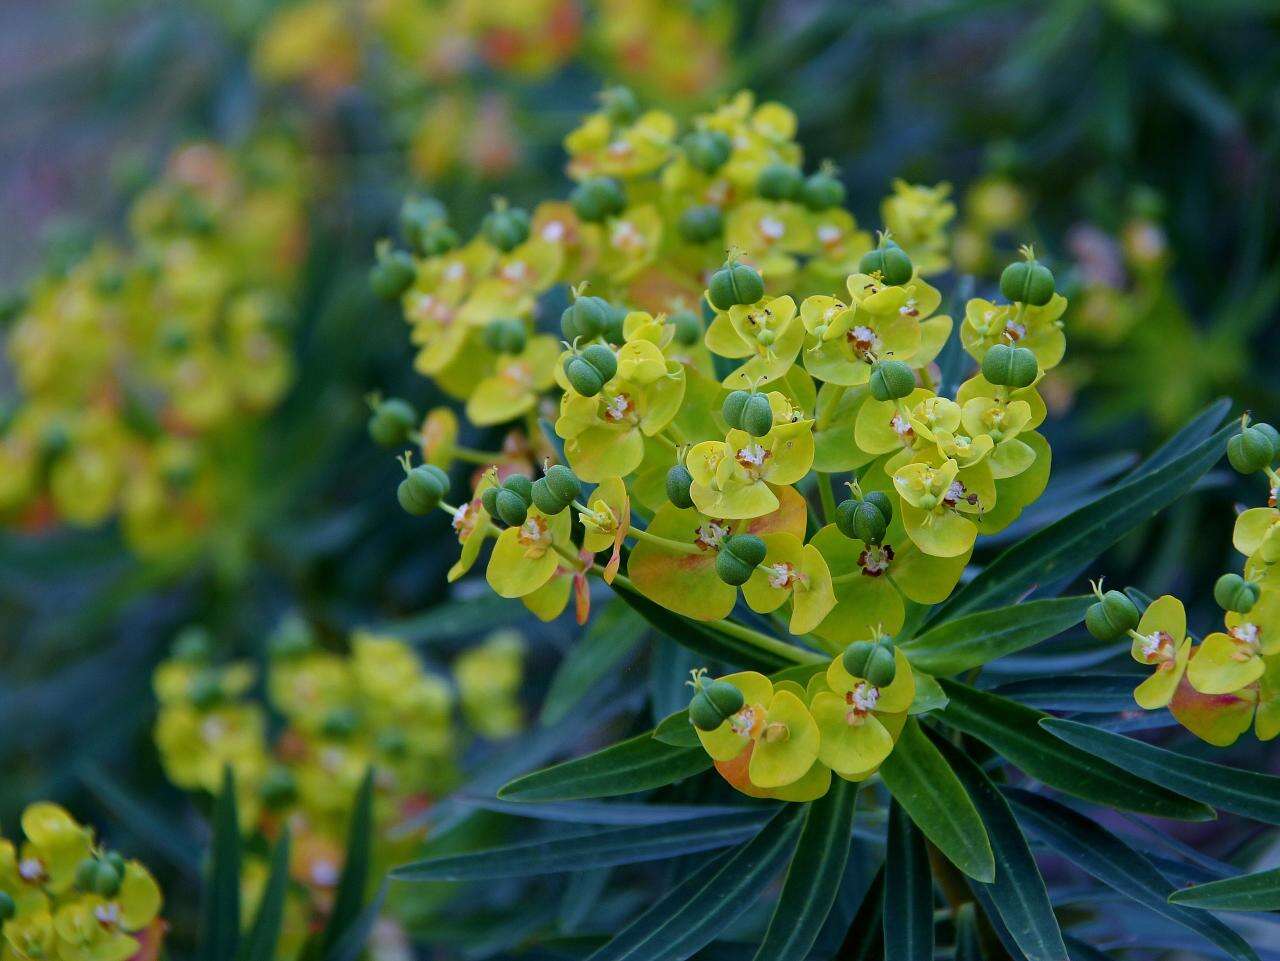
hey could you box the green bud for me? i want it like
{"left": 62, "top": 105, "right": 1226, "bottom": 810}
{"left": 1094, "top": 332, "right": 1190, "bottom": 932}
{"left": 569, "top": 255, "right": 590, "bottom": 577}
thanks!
{"left": 864, "top": 644, "right": 897, "bottom": 687}
{"left": 707, "top": 261, "right": 765, "bottom": 311}
{"left": 481, "top": 205, "right": 531, "bottom": 252}
{"left": 721, "top": 389, "right": 750, "bottom": 429}
{"left": 600, "top": 85, "right": 640, "bottom": 125}
{"left": 398, "top": 466, "right": 445, "bottom": 515}
{"left": 859, "top": 241, "right": 913, "bottom": 286}
{"left": 716, "top": 533, "right": 766, "bottom": 586}
{"left": 259, "top": 766, "right": 297, "bottom": 809}
{"left": 561, "top": 294, "right": 614, "bottom": 341}
{"left": 481, "top": 487, "right": 500, "bottom": 517}
{"left": 853, "top": 500, "right": 890, "bottom": 544}
{"left": 600, "top": 303, "right": 628, "bottom": 345}
{"left": 678, "top": 204, "right": 724, "bottom": 244}
{"left": 682, "top": 129, "right": 732, "bottom": 174}
{"left": 501, "top": 474, "right": 533, "bottom": 502}
{"left": 536, "top": 465, "right": 581, "bottom": 514}
{"left": 368, "top": 398, "right": 417, "bottom": 447}
{"left": 842, "top": 640, "right": 875, "bottom": 679}
{"left": 868, "top": 360, "right": 916, "bottom": 401}
{"left": 377, "top": 728, "right": 408, "bottom": 758}
{"left": 483, "top": 318, "right": 527, "bottom": 355}
{"left": 666, "top": 463, "right": 694, "bottom": 509}
{"left": 740, "top": 393, "right": 775, "bottom": 437}
{"left": 105, "top": 852, "right": 126, "bottom": 877}
{"left": 417, "top": 222, "right": 460, "bottom": 257}
{"left": 0, "top": 891, "right": 15, "bottom": 922}
{"left": 757, "top": 163, "right": 803, "bottom": 201}
{"left": 188, "top": 671, "right": 224, "bottom": 710}
{"left": 370, "top": 247, "right": 416, "bottom": 300}
{"left": 172, "top": 626, "right": 213, "bottom": 663}
{"left": 999, "top": 257, "right": 1055, "bottom": 306}
{"left": 1228, "top": 426, "right": 1275, "bottom": 475}
{"left": 865, "top": 491, "right": 893, "bottom": 525}
{"left": 76, "top": 857, "right": 99, "bottom": 892}
{"left": 92, "top": 860, "right": 122, "bottom": 898}
{"left": 689, "top": 678, "right": 745, "bottom": 731}
{"left": 566, "top": 344, "right": 618, "bottom": 398}
{"left": 1215, "top": 573, "right": 1260, "bottom": 614}
{"left": 1084, "top": 590, "right": 1140, "bottom": 642}
{"left": 801, "top": 170, "right": 846, "bottom": 211}
{"left": 981, "top": 343, "right": 1039, "bottom": 388}
{"left": 1252, "top": 422, "right": 1279, "bottom": 457}
{"left": 321, "top": 706, "right": 360, "bottom": 739}
{"left": 570, "top": 176, "right": 626, "bottom": 223}
{"left": 495, "top": 488, "right": 530, "bottom": 526}
{"left": 670, "top": 310, "right": 702, "bottom": 346}
{"left": 400, "top": 195, "right": 447, "bottom": 251}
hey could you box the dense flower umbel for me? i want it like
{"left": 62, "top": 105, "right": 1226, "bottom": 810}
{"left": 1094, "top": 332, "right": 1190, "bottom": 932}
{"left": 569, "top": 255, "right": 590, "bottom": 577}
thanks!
{"left": 152, "top": 621, "right": 523, "bottom": 951}
{"left": 0, "top": 804, "right": 164, "bottom": 961}
{"left": 379, "top": 88, "right": 1066, "bottom": 795}
{"left": 0, "top": 140, "right": 306, "bottom": 558}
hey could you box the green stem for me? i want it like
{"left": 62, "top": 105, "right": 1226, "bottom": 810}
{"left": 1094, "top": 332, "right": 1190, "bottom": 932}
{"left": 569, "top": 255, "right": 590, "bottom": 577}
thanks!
{"left": 817, "top": 471, "right": 838, "bottom": 524}
{"left": 627, "top": 526, "right": 703, "bottom": 556}
{"left": 454, "top": 446, "right": 504, "bottom": 465}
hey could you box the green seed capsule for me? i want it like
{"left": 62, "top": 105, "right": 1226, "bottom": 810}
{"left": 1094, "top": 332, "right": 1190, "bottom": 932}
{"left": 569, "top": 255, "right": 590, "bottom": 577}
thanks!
{"left": 707, "top": 262, "right": 765, "bottom": 311}
{"left": 757, "top": 163, "right": 803, "bottom": 201}
{"left": 834, "top": 499, "right": 860, "bottom": 539}
{"left": 1228, "top": 426, "right": 1276, "bottom": 475}
{"left": 571, "top": 176, "right": 626, "bottom": 223}
{"left": 801, "top": 170, "right": 846, "bottom": 210}
{"left": 561, "top": 295, "right": 614, "bottom": 341}
{"left": 859, "top": 242, "right": 914, "bottom": 286}
{"left": 172, "top": 626, "right": 213, "bottom": 663}
{"left": 189, "top": 671, "right": 224, "bottom": 710}
{"left": 842, "top": 640, "right": 875, "bottom": 678}
{"left": 1215, "top": 573, "right": 1260, "bottom": 614}
{"left": 670, "top": 310, "right": 702, "bottom": 346}
{"left": 322, "top": 706, "right": 359, "bottom": 738}
{"left": 1252, "top": 422, "right": 1279, "bottom": 458}
{"left": 484, "top": 318, "right": 527, "bottom": 354}
{"left": 105, "top": 852, "right": 126, "bottom": 877}
{"left": 601, "top": 304, "right": 628, "bottom": 345}
{"left": 495, "top": 488, "right": 530, "bottom": 526}
{"left": 260, "top": 766, "right": 298, "bottom": 809}
{"left": 666, "top": 463, "right": 694, "bottom": 508}
{"left": 481, "top": 206, "right": 531, "bottom": 252}
{"left": 581, "top": 343, "right": 618, "bottom": 380}
{"left": 869, "top": 360, "right": 916, "bottom": 401}
{"left": 864, "top": 645, "right": 897, "bottom": 687}
{"left": 981, "top": 344, "right": 1039, "bottom": 388}
{"left": 75, "top": 857, "right": 99, "bottom": 892}
{"left": 398, "top": 467, "right": 444, "bottom": 515}
{"left": 682, "top": 129, "right": 733, "bottom": 173}
{"left": 740, "top": 393, "right": 775, "bottom": 437}
{"left": 417, "top": 222, "right": 459, "bottom": 257}
{"left": 544, "top": 464, "right": 582, "bottom": 504}
{"left": 688, "top": 679, "right": 745, "bottom": 731}
{"left": 1084, "top": 590, "right": 1139, "bottom": 642}
{"left": 601, "top": 85, "right": 640, "bottom": 125}
{"left": 716, "top": 533, "right": 767, "bottom": 586}
{"left": 400, "top": 195, "right": 447, "bottom": 251}
{"left": 530, "top": 478, "right": 559, "bottom": 515}
{"left": 92, "top": 860, "right": 123, "bottom": 898}
{"left": 481, "top": 487, "right": 500, "bottom": 517}
{"left": 852, "top": 500, "right": 889, "bottom": 544}
{"left": 369, "top": 248, "right": 416, "bottom": 300}
{"left": 0, "top": 891, "right": 15, "bottom": 922}
{"left": 368, "top": 398, "right": 418, "bottom": 447}
{"left": 999, "top": 258, "right": 1055, "bottom": 306}
{"left": 864, "top": 491, "right": 893, "bottom": 526}
{"left": 721, "top": 389, "right": 750, "bottom": 429}
{"left": 565, "top": 356, "right": 605, "bottom": 396}
{"left": 502, "top": 474, "right": 533, "bottom": 502}
{"left": 678, "top": 204, "right": 724, "bottom": 244}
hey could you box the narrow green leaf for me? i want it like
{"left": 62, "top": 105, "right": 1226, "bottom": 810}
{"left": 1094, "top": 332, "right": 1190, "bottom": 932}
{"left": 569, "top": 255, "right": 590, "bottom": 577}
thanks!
{"left": 1131, "top": 397, "right": 1233, "bottom": 477}
{"left": 325, "top": 884, "right": 386, "bottom": 961}
{"left": 933, "top": 737, "right": 1068, "bottom": 961}
{"left": 937, "top": 680, "right": 1214, "bottom": 821}
{"left": 584, "top": 805, "right": 804, "bottom": 961}
{"left": 928, "top": 414, "right": 1234, "bottom": 623}
{"left": 653, "top": 710, "right": 700, "bottom": 748}
{"left": 883, "top": 801, "right": 933, "bottom": 961}
{"left": 988, "top": 674, "right": 1139, "bottom": 713}
{"left": 752, "top": 780, "right": 859, "bottom": 961}
{"left": 953, "top": 903, "right": 983, "bottom": 961}
{"left": 901, "top": 596, "right": 1090, "bottom": 675}
{"left": 879, "top": 719, "right": 995, "bottom": 883}
{"left": 836, "top": 864, "right": 885, "bottom": 961}
{"left": 321, "top": 768, "right": 373, "bottom": 957}
{"left": 199, "top": 767, "right": 241, "bottom": 961}
{"left": 1007, "top": 789, "right": 1258, "bottom": 961}
{"left": 1168, "top": 866, "right": 1280, "bottom": 911}
{"left": 541, "top": 603, "right": 646, "bottom": 726}
{"left": 78, "top": 762, "right": 200, "bottom": 875}
{"left": 1042, "top": 718, "right": 1280, "bottom": 825}
{"left": 499, "top": 732, "right": 712, "bottom": 802}
{"left": 391, "top": 810, "right": 773, "bottom": 881}
{"left": 908, "top": 672, "right": 948, "bottom": 715}
{"left": 235, "top": 828, "right": 291, "bottom": 961}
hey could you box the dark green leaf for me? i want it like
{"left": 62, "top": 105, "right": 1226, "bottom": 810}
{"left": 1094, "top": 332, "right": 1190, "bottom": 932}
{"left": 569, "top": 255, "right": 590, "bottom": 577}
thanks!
{"left": 235, "top": 828, "right": 291, "bottom": 961}
{"left": 653, "top": 710, "right": 700, "bottom": 748}
{"left": 390, "top": 810, "right": 773, "bottom": 881}
{"left": 1168, "top": 865, "right": 1280, "bottom": 911}
{"left": 937, "top": 680, "right": 1213, "bottom": 821}
{"left": 1042, "top": 718, "right": 1280, "bottom": 824}
{"left": 325, "top": 885, "right": 386, "bottom": 961}
{"left": 878, "top": 719, "right": 994, "bottom": 882}
{"left": 927, "top": 415, "right": 1234, "bottom": 623}
{"left": 78, "top": 762, "right": 200, "bottom": 875}
{"left": 199, "top": 767, "right": 241, "bottom": 961}
{"left": 542, "top": 603, "right": 647, "bottom": 727}
{"left": 836, "top": 864, "right": 885, "bottom": 961}
{"left": 1130, "top": 397, "right": 1233, "bottom": 477}
{"left": 752, "top": 780, "right": 859, "bottom": 961}
{"left": 499, "top": 732, "right": 712, "bottom": 802}
{"left": 1007, "top": 789, "right": 1258, "bottom": 961}
{"left": 901, "top": 596, "right": 1090, "bottom": 675}
{"left": 987, "top": 675, "right": 1140, "bottom": 713}
{"left": 933, "top": 737, "right": 1068, "bottom": 961}
{"left": 320, "top": 768, "right": 373, "bottom": 957}
{"left": 584, "top": 805, "right": 803, "bottom": 961}
{"left": 908, "top": 673, "right": 948, "bottom": 715}
{"left": 453, "top": 795, "right": 750, "bottom": 825}
{"left": 953, "top": 904, "right": 983, "bottom": 961}
{"left": 883, "top": 801, "right": 933, "bottom": 961}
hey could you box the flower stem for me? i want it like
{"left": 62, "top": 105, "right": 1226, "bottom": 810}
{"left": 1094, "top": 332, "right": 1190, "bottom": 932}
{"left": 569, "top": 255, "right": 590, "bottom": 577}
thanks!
{"left": 817, "top": 471, "right": 838, "bottom": 524}
{"left": 627, "top": 526, "right": 703, "bottom": 556}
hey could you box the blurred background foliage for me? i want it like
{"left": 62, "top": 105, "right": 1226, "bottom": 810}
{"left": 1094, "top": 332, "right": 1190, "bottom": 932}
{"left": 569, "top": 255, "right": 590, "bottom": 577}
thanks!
{"left": 1, "top": 0, "right": 1278, "bottom": 955}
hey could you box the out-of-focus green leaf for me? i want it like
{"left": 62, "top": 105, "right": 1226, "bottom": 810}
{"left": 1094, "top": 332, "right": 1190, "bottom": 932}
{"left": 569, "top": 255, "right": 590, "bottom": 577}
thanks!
{"left": 1007, "top": 789, "right": 1258, "bottom": 961}
{"left": 836, "top": 864, "right": 885, "bottom": 961}
{"left": 325, "top": 885, "right": 387, "bottom": 961}
{"left": 199, "top": 767, "right": 241, "bottom": 961}
{"left": 1042, "top": 718, "right": 1280, "bottom": 824}
{"left": 320, "top": 769, "right": 373, "bottom": 958}
{"left": 1168, "top": 866, "right": 1280, "bottom": 911}
{"left": 937, "top": 680, "right": 1213, "bottom": 821}
{"left": 78, "top": 763, "right": 200, "bottom": 875}
{"left": 901, "top": 596, "right": 1090, "bottom": 675}
{"left": 541, "top": 602, "right": 646, "bottom": 727}
{"left": 235, "top": 828, "right": 291, "bottom": 961}
{"left": 451, "top": 796, "right": 751, "bottom": 825}
{"left": 883, "top": 800, "right": 933, "bottom": 961}
{"left": 499, "top": 733, "right": 712, "bottom": 802}
{"left": 879, "top": 719, "right": 994, "bottom": 883}
{"left": 752, "top": 780, "right": 858, "bottom": 961}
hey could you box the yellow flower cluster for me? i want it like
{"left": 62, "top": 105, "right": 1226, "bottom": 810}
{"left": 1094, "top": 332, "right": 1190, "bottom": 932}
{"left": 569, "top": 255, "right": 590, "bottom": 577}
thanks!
{"left": 152, "top": 622, "right": 522, "bottom": 941}
{"left": 380, "top": 89, "right": 1068, "bottom": 798}
{"left": 0, "top": 804, "right": 163, "bottom": 961}
{"left": 0, "top": 141, "right": 306, "bottom": 557}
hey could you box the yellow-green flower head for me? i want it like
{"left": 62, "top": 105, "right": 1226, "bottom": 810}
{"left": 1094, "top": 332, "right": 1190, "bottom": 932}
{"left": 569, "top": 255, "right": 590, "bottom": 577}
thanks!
{"left": 741, "top": 532, "right": 835, "bottom": 634}
{"left": 1128, "top": 595, "right": 1192, "bottom": 709}
{"left": 705, "top": 296, "right": 804, "bottom": 389}
{"left": 684, "top": 419, "right": 813, "bottom": 520}
{"left": 881, "top": 180, "right": 955, "bottom": 276}
{"left": 1235, "top": 507, "right": 1280, "bottom": 568}
{"left": 456, "top": 630, "right": 526, "bottom": 739}
{"left": 892, "top": 457, "right": 991, "bottom": 558}
{"left": 565, "top": 107, "right": 677, "bottom": 182}
{"left": 961, "top": 296, "right": 1067, "bottom": 371}
{"left": 811, "top": 646, "right": 914, "bottom": 780}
